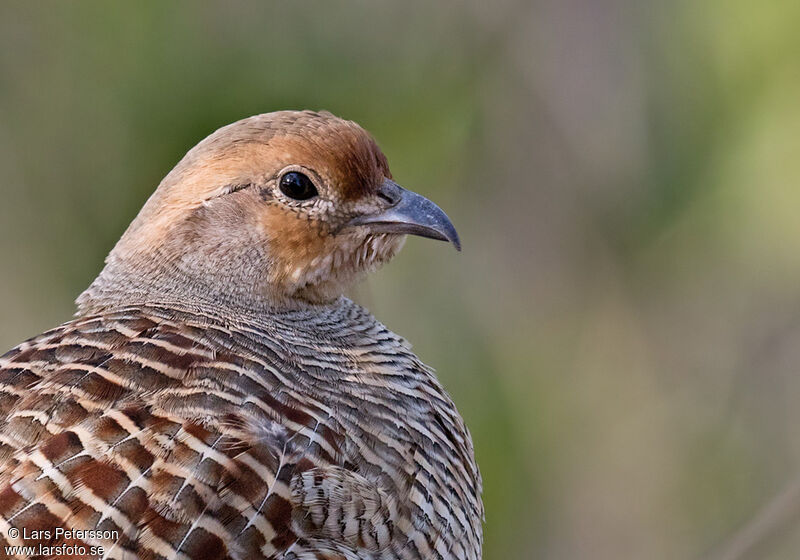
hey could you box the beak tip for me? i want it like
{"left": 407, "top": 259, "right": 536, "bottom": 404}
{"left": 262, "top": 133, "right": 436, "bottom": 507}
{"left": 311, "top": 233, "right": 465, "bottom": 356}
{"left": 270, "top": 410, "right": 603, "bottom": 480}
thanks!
{"left": 442, "top": 222, "right": 461, "bottom": 252}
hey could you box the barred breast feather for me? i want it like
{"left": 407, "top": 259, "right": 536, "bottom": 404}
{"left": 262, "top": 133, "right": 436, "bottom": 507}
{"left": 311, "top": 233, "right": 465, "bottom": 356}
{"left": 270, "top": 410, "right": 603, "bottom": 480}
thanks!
{"left": 0, "top": 300, "right": 482, "bottom": 559}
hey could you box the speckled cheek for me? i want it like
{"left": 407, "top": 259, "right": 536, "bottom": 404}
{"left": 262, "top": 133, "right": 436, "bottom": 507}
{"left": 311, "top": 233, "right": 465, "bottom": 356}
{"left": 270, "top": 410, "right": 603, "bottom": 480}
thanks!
{"left": 259, "top": 206, "right": 332, "bottom": 278}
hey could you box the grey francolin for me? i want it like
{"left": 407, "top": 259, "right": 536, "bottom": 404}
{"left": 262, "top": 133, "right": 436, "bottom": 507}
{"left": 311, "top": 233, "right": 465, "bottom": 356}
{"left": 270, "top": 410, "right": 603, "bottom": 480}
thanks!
{"left": 0, "top": 111, "right": 483, "bottom": 559}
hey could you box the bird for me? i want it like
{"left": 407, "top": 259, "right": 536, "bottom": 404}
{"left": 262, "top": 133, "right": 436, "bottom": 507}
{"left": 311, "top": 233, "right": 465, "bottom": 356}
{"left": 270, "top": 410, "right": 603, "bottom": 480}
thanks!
{"left": 0, "top": 110, "right": 483, "bottom": 560}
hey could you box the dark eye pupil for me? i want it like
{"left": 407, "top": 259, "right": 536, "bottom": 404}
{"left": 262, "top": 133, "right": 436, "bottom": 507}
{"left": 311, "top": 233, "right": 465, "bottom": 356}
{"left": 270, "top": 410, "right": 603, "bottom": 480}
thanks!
{"left": 279, "top": 172, "right": 318, "bottom": 200}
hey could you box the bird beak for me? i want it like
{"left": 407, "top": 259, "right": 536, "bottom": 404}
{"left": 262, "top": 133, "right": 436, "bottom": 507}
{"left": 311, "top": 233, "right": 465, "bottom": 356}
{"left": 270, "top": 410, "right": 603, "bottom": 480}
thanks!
{"left": 348, "top": 179, "right": 461, "bottom": 251}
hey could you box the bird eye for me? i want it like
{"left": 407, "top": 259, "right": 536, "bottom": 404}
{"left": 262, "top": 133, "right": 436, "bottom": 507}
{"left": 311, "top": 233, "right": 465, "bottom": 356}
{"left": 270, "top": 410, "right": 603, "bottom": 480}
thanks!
{"left": 279, "top": 171, "right": 318, "bottom": 201}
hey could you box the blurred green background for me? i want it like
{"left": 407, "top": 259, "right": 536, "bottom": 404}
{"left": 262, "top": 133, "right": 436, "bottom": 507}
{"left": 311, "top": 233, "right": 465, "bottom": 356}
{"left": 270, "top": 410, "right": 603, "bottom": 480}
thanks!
{"left": 2, "top": 1, "right": 800, "bottom": 558}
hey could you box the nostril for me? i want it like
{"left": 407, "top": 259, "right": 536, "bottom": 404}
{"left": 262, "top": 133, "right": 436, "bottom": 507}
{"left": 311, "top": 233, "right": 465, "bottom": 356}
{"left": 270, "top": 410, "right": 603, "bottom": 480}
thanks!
{"left": 377, "top": 180, "right": 402, "bottom": 206}
{"left": 377, "top": 191, "right": 395, "bottom": 204}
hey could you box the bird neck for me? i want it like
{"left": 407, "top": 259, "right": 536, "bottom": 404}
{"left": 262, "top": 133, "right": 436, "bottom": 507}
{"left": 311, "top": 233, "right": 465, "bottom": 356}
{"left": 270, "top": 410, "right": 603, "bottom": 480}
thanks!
{"left": 75, "top": 249, "right": 325, "bottom": 319}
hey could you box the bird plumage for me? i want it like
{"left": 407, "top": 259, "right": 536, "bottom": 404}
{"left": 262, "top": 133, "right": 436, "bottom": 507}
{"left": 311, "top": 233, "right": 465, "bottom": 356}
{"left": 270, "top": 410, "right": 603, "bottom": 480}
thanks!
{"left": 0, "top": 111, "right": 482, "bottom": 559}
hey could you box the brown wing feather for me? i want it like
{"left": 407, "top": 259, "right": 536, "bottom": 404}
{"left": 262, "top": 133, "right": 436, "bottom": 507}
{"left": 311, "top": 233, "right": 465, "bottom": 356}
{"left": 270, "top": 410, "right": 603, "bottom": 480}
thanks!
{"left": 0, "top": 303, "right": 482, "bottom": 560}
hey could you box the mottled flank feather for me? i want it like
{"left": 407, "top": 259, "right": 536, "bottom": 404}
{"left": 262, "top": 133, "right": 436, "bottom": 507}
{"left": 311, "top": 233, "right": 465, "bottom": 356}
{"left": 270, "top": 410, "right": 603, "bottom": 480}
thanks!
{"left": 0, "top": 302, "right": 482, "bottom": 559}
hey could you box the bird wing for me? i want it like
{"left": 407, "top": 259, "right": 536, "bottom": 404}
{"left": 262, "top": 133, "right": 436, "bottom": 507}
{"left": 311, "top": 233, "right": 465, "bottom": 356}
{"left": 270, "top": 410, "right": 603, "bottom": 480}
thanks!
{"left": 0, "top": 308, "right": 411, "bottom": 560}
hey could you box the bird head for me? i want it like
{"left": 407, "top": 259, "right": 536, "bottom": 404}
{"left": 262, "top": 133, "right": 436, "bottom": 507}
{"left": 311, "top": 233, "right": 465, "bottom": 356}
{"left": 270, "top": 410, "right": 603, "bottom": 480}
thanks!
{"left": 79, "top": 110, "right": 459, "bottom": 312}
